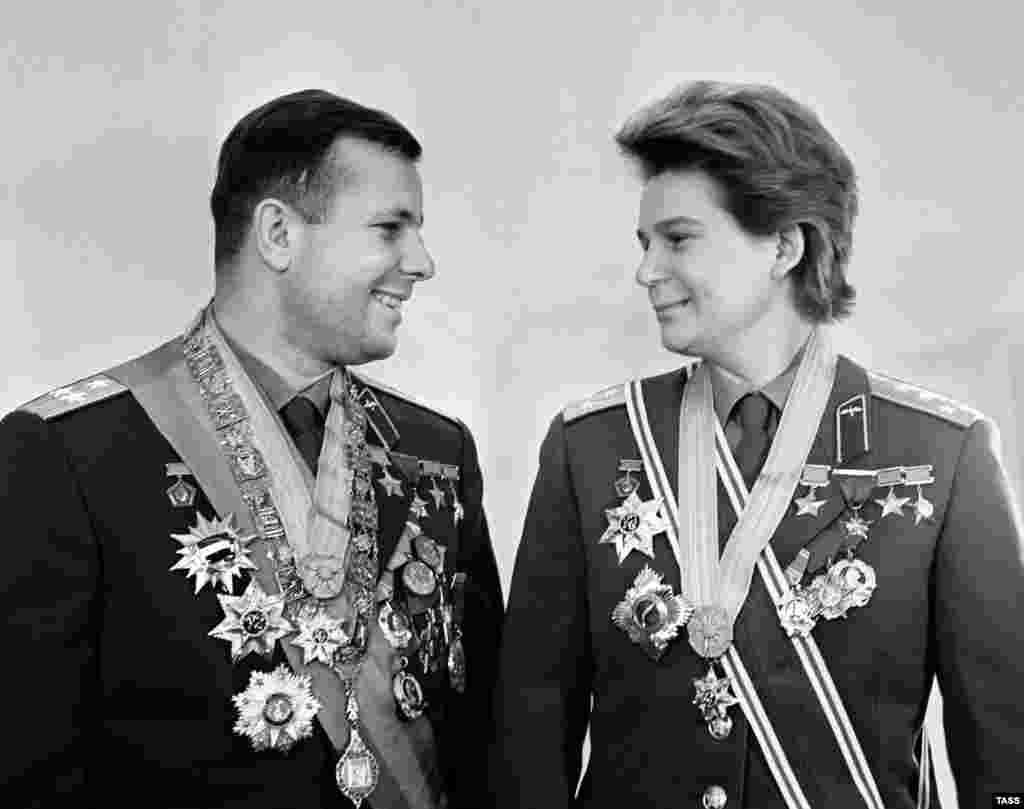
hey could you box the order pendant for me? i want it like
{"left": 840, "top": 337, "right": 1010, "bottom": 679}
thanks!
{"left": 336, "top": 694, "right": 379, "bottom": 807}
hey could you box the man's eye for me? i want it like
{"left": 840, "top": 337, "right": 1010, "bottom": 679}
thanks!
{"left": 666, "top": 234, "right": 690, "bottom": 249}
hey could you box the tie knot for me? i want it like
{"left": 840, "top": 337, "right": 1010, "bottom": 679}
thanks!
{"left": 280, "top": 395, "right": 324, "bottom": 437}
{"left": 734, "top": 393, "right": 773, "bottom": 433}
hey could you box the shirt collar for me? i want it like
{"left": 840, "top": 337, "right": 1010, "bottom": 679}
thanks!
{"left": 709, "top": 349, "right": 803, "bottom": 426}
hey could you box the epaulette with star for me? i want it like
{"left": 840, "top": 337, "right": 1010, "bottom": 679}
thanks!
{"left": 351, "top": 371, "right": 462, "bottom": 428}
{"left": 18, "top": 374, "right": 128, "bottom": 420}
{"left": 868, "top": 370, "right": 983, "bottom": 428}
{"left": 563, "top": 383, "right": 626, "bottom": 424}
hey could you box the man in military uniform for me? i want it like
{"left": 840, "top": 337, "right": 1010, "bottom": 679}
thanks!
{"left": 492, "top": 81, "right": 1023, "bottom": 808}
{"left": 1, "top": 90, "right": 502, "bottom": 808}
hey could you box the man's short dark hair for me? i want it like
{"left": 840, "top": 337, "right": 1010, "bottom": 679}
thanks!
{"left": 615, "top": 81, "right": 858, "bottom": 322}
{"left": 210, "top": 89, "right": 422, "bottom": 269}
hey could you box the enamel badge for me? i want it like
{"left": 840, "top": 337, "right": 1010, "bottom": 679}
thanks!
{"left": 600, "top": 492, "right": 668, "bottom": 564}
{"left": 611, "top": 565, "right": 693, "bottom": 660}
{"left": 232, "top": 664, "right": 321, "bottom": 752}
{"left": 209, "top": 580, "right": 294, "bottom": 662}
{"left": 169, "top": 512, "right": 257, "bottom": 594}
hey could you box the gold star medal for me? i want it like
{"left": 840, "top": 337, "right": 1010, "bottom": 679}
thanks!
{"left": 232, "top": 664, "right": 321, "bottom": 752}
{"left": 169, "top": 512, "right": 257, "bottom": 594}
{"left": 600, "top": 492, "right": 668, "bottom": 564}
{"left": 378, "top": 466, "right": 404, "bottom": 498}
{"left": 905, "top": 465, "right": 936, "bottom": 525}
{"left": 209, "top": 580, "right": 294, "bottom": 662}
{"left": 291, "top": 610, "right": 349, "bottom": 666}
{"left": 611, "top": 565, "right": 693, "bottom": 660}
{"left": 793, "top": 464, "right": 831, "bottom": 517}
{"left": 428, "top": 477, "right": 446, "bottom": 509}
{"left": 410, "top": 494, "right": 429, "bottom": 520}
{"left": 873, "top": 467, "right": 910, "bottom": 519}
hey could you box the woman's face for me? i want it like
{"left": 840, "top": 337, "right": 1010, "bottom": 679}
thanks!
{"left": 634, "top": 169, "right": 786, "bottom": 362}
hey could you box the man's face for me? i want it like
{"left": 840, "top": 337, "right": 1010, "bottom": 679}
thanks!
{"left": 282, "top": 137, "right": 434, "bottom": 367}
{"left": 635, "top": 169, "right": 784, "bottom": 361}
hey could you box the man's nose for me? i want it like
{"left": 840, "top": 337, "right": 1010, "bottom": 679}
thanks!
{"left": 402, "top": 230, "right": 436, "bottom": 281}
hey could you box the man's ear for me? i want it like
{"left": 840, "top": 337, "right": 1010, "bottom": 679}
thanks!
{"left": 253, "top": 198, "right": 301, "bottom": 273}
{"left": 770, "top": 223, "right": 806, "bottom": 280}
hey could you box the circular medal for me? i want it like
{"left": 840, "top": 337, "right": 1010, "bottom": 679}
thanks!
{"left": 378, "top": 600, "right": 414, "bottom": 649}
{"left": 619, "top": 513, "right": 641, "bottom": 533}
{"left": 393, "top": 670, "right": 426, "bottom": 720}
{"left": 241, "top": 609, "right": 269, "bottom": 637}
{"left": 413, "top": 535, "right": 443, "bottom": 570}
{"left": 708, "top": 714, "right": 733, "bottom": 741}
{"left": 777, "top": 589, "right": 817, "bottom": 637}
{"left": 687, "top": 605, "right": 733, "bottom": 659}
{"left": 402, "top": 560, "right": 438, "bottom": 597}
{"left": 262, "top": 692, "right": 295, "bottom": 726}
{"left": 298, "top": 553, "right": 346, "bottom": 599}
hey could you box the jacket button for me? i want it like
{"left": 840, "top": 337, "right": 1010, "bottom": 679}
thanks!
{"left": 701, "top": 784, "right": 728, "bottom": 808}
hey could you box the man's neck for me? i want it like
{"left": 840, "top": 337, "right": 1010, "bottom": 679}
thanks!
{"left": 212, "top": 293, "right": 332, "bottom": 398}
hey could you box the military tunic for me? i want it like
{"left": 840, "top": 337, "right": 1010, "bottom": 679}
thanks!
{"left": 1, "top": 341, "right": 502, "bottom": 808}
{"left": 492, "top": 355, "right": 1023, "bottom": 809}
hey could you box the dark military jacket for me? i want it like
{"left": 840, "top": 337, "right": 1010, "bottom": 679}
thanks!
{"left": 0, "top": 339, "right": 502, "bottom": 809}
{"left": 493, "top": 355, "right": 1023, "bottom": 809}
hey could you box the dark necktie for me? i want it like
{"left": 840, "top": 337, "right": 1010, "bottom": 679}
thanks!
{"left": 733, "top": 392, "right": 775, "bottom": 490}
{"left": 718, "top": 393, "right": 776, "bottom": 547}
{"left": 279, "top": 396, "right": 325, "bottom": 474}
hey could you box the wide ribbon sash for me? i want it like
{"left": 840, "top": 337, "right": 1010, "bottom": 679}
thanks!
{"left": 111, "top": 312, "right": 438, "bottom": 809}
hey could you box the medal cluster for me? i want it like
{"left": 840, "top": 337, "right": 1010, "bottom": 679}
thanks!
{"left": 779, "top": 463, "right": 935, "bottom": 637}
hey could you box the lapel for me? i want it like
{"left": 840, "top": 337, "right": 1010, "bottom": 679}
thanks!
{"left": 768, "top": 355, "right": 875, "bottom": 574}
{"left": 641, "top": 368, "right": 687, "bottom": 498}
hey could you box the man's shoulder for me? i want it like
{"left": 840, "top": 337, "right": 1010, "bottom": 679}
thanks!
{"left": 16, "top": 373, "right": 131, "bottom": 422}
{"left": 353, "top": 371, "right": 464, "bottom": 436}
{"left": 866, "top": 368, "right": 984, "bottom": 430}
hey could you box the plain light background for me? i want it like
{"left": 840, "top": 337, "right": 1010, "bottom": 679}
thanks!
{"left": 5, "top": 2, "right": 1023, "bottom": 806}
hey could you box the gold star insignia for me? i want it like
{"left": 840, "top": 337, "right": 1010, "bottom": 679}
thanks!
{"left": 428, "top": 479, "right": 446, "bottom": 509}
{"left": 794, "top": 490, "right": 828, "bottom": 517}
{"left": 600, "top": 492, "right": 667, "bottom": 563}
{"left": 452, "top": 494, "right": 465, "bottom": 526}
{"left": 378, "top": 467, "right": 404, "bottom": 498}
{"left": 209, "top": 580, "right": 293, "bottom": 662}
{"left": 410, "top": 495, "right": 429, "bottom": 520}
{"left": 913, "top": 492, "right": 934, "bottom": 525}
{"left": 874, "top": 487, "right": 911, "bottom": 518}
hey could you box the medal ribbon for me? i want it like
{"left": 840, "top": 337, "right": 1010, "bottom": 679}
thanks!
{"left": 716, "top": 423, "right": 887, "bottom": 809}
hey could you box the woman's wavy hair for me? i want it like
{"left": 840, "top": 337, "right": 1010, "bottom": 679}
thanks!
{"left": 616, "top": 81, "right": 858, "bottom": 322}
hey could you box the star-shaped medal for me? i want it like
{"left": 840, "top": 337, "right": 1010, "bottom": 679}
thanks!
{"left": 451, "top": 490, "right": 465, "bottom": 526}
{"left": 600, "top": 492, "right": 667, "bottom": 564}
{"left": 794, "top": 489, "right": 828, "bottom": 517}
{"left": 170, "top": 513, "right": 257, "bottom": 594}
{"left": 692, "top": 665, "right": 740, "bottom": 722}
{"left": 233, "top": 665, "right": 321, "bottom": 753}
{"left": 842, "top": 513, "right": 872, "bottom": 540}
{"left": 874, "top": 487, "right": 911, "bottom": 518}
{"left": 291, "top": 610, "right": 349, "bottom": 666}
{"left": 209, "top": 580, "right": 293, "bottom": 662}
{"left": 428, "top": 479, "right": 446, "bottom": 509}
{"left": 410, "top": 494, "right": 429, "bottom": 520}
{"left": 378, "top": 467, "right": 404, "bottom": 498}
{"left": 913, "top": 491, "right": 934, "bottom": 525}
{"left": 611, "top": 565, "right": 693, "bottom": 660}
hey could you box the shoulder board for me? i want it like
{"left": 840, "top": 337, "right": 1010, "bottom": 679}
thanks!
{"left": 18, "top": 373, "right": 128, "bottom": 420}
{"left": 351, "top": 371, "right": 461, "bottom": 427}
{"left": 564, "top": 383, "right": 626, "bottom": 424}
{"left": 868, "top": 370, "right": 983, "bottom": 428}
